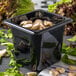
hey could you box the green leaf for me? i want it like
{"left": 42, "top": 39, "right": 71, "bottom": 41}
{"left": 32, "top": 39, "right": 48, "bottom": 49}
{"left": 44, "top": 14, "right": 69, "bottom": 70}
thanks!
{"left": 62, "top": 0, "right": 72, "bottom": 2}
{"left": 7, "top": 29, "right": 13, "bottom": 38}
{"left": 1, "top": 42, "right": 14, "bottom": 48}
{"left": 67, "top": 35, "right": 76, "bottom": 42}
{"left": 7, "top": 33, "right": 13, "bottom": 38}
{"left": 0, "top": 38, "right": 7, "bottom": 43}
{"left": 48, "top": 2, "right": 59, "bottom": 12}
{"left": 0, "top": 72, "right": 4, "bottom": 76}
{"left": 4, "top": 34, "right": 9, "bottom": 38}
{"left": 62, "top": 43, "right": 71, "bottom": 53}
{"left": 3, "top": 68, "right": 24, "bottom": 76}
{"left": 0, "top": 29, "right": 23, "bottom": 75}
{"left": 0, "top": 30, "right": 5, "bottom": 38}
{"left": 9, "top": 59, "right": 16, "bottom": 66}
{"left": 62, "top": 54, "right": 76, "bottom": 65}
{"left": 68, "top": 48, "right": 76, "bottom": 56}
{"left": 62, "top": 43, "right": 67, "bottom": 50}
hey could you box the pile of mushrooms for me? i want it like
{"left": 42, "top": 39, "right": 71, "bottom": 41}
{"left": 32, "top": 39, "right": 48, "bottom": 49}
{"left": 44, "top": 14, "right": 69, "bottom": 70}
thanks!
{"left": 49, "top": 66, "right": 76, "bottom": 76}
{"left": 49, "top": 67, "right": 65, "bottom": 76}
{"left": 20, "top": 19, "right": 53, "bottom": 30}
{"left": 68, "top": 66, "right": 76, "bottom": 76}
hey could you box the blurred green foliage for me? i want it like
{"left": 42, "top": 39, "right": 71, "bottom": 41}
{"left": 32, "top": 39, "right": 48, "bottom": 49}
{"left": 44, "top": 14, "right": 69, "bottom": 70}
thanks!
{"left": 48, "top": 0, "right": 72, "bottom": 12}
{"left": 16, "top": 0, "right": 34, "bottom": 15}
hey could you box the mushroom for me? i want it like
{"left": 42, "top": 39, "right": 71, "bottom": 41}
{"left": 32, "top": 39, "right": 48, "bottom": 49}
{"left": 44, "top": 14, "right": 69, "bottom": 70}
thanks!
{"left": 49, "top": 69, "right": 59, "bottom": 76}
{"left": 22, "top": 24, "right": 32, "bottom": 29}
{"left": 31, "top": 19, "right": 43, "bottom": 30}
{"left": 44, "top": 20, "right": 53, "bottom": 27}
{"left": 34, "top": 19, "right": 43, "bottom": 24}
{"left": 55, "top": 67, "right": 65, "bottom": 73}
{"left": 20, "top": 20, "right": 32, "bottom": 26}
{"left": 31, "top": 23, "right": 40, "bottom": 30}
{"left": 26, "top": 72, "right": 37, "bottom": 76}
{"left": 0, "top": 49, "right": 7, "bottom": 58}
{"left": 39, "top": 26, "right": 44, "bottom": 30}
{"left": 39, "top": 23, "right": 45, "bottom": 30}
{"left": 20, "top": 19, "right": 54, "bottom": 30}
{"left": 20, "top": 21, "right": 28, "bottom": 25}
{"left": 27, "top": 20, "right": 32, "bottom": 24}
{"left": 69, "top": 66, "right": 76, "bottom": 71}
{"left": 68, "top": 72, "right": 75, "bottom": 76}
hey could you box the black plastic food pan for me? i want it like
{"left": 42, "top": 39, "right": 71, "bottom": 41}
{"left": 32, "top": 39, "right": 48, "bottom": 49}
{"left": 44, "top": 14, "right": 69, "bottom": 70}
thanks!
{"left": 3, "top": 10, "right": 72, "bottom": 71}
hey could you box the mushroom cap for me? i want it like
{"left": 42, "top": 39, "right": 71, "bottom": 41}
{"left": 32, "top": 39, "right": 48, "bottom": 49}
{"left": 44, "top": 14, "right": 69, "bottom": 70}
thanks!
{"left": 20, "top": 20, "right": 32, "bottom": 26}
{"left": 44, "top": 20, "right": 53, "bottom": 27}
{"left": 22, "top": 24, "right": 32, "bottom": 29}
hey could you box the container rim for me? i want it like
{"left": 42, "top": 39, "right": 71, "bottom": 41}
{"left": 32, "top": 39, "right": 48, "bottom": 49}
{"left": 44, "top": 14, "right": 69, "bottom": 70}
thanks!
{"left": 3, "top": 9, "right": 73, "bottom": 35}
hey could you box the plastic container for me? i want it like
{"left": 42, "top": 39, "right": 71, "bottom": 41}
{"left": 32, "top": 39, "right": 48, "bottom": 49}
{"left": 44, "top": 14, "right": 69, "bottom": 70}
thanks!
{"left": 3, "top": 10, "right": 72, "bottom": 71}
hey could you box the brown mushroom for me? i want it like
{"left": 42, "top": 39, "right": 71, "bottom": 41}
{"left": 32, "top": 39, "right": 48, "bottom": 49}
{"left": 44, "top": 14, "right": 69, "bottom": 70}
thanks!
{"left": 39, "top": 23, "right": 45, "bottom": 30}
{"left": 26, "top": 72, "right": 37, "bottom": 76}
{"left": 55, "top": 67, "right": 65, "bottom": 74}
{"left": 20, "top": 20, "right": 32, "bottom": 26}
{"left": 39, "top": 26, "right": 44, "bottom": 30}
{"left": 69, "top": 66, "right": 76, "bottom": 71}
{"left": 49, "top": 69, "right": 59, "bottom": 76}
{"left": 44, "top": 20, "right": 53, "bottom": 27}
{"left": 34, "top": 19, "right": 43, "bottom": 24}
{"left": 31, "top": 19, "right": 43, "bottom": 30}
{"left": 22, "top": 24, "right": 32, "bottom": 29}
{"left": 27, "top": 20, "right": 32, "bottom": 24}
{"left": 20, "top": 19, "right": 54, "bottom": 30}
{"left": 68, "top": 72, "right": 75, "bottom": 76}
{"left": 31, "top": 23, "right": 40, "bottom": 30}
{"left": 20, "top": 21, "right": 27, "bottom": 25}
